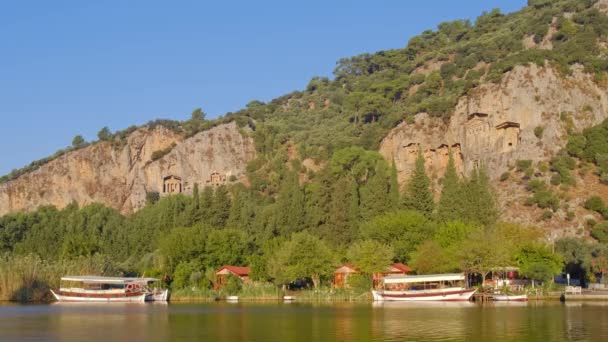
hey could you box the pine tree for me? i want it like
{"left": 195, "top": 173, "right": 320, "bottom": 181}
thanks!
{"left": 276, "top": 172, "right": 305, "bottom": 235}
{"left": 325, "top": 176, "right": 357, "bottom": 245}
{"left": 389, "top": 161, "right": 400, "bottom": 210}
{"left": 210, "top": 185, "right": 231, "bottom": 228}
{"left": 359, "top": 161, "right": 390, "bottom": 220}
{"left": 436, "top": 151, "right": 463, "bottom": 222}
{"left": 461, "top": 167, "right": 499, "bottom": 226}
{"left": 185, "top": 183, "right": 202, "bottom": 225}
{"left": 200, "top": 186, "right": 214, "bottom": 224}
{"left": 402, "top": 150, "right": 434, "bottom": 217}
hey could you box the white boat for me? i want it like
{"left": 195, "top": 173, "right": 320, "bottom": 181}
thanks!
{"left": 51, "top": 276, "right": 169, "bottom": 303}
{"left": 491, "top": 293, "right": 528, "bottom": 301}
{"left": 372, "top": 273, "right": 476, "bottom": 302}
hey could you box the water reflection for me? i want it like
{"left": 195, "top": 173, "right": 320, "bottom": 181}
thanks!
{"left": 0, "top": 301, "right": 606, "bottom": 341}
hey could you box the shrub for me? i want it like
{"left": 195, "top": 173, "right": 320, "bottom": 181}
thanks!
{"left": 145, "top": 192, "right": 160, "bottom": 205}
{"left": 584, "top": 196, "right": 606, "bottom": 213}
{"left": 346, "top": 274, "right": 373, "bottom": 290}
{"left": 150, "top": 143, "right": 177, "bottom": 162}
{"left": 526, "top": 180, "right": 559, "bottom": 211}
{"left": 500, "top": 172, "right": 510, "bottom": 182}
{"left": 566, "top": 211, "right": 575, "bottom": 221}
{"left": 541, "top": 210, "right": 553, "bottom": 221}
{"left": 534, "top": 126, "right": 545, "bottom": 139}
{"left": 516, "top": 160, "right": 533, "bottom": 172}
{"left": 220, "top": 274, "right": 243, "bottom": 295}
{"left": 591, "top": 222, "right": 608, "bottom": 243}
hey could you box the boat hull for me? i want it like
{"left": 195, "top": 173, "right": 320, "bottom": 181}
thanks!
{"left": 491, "top": 294, "right": 528, "bottom": 302}
{"left": 372, "top": 288, "right": 476, "bottom": 302}
{"left": 145, "top": 289, "right": 169, "bottom": 302}
{"left": 51, "top": 290, "right": 146, "bottom": 303}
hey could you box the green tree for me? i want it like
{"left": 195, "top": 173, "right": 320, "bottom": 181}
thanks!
{"left": 555, "top": 237, "right": 593, "bottom": 285}
{"left": 410, "top": 240, "right": 459, "bottom": 274}
{"left": 158, "top": 225, "right": 207, "bottom": 272}
{"left": 402, "top": 151, "right": 434, "bottom": 217}
{"left": 460, "top": 168, "right": 498, "bottom": 225}
{"left": 210, "top": 185, "right": 231, "bottom": 228}
{"left": 436, "top": 151, "right": 462, "bottom": 222}
{"left": 72, "top": 135, "right": 86, "bottom": 148}
{"left": 275, "top": 172, "right": 306, "bottom": 235}
{"left": 388, "top": 162, "right": 400, "bottom": 210}
{"left": 360, "top": 210, "right": 436, "bottom": 262}
{"left": 204, "top": 228, "right": 248, "bottom": 269}
{"left": 346, "top": 240, "right": 394, "bottom": 275}
{"left": 269, "top": 232, "right": 334, "bottom": 288}
{"left": 457, "top": 227, "right": 511, "bottom": 286}
{"left": 516, "top": 243, "right": 563, "bottom": 287}
{"left": 359, "top": 161, "right": 391, "bottom": 220}
{"left": 323, "top": 176, "right": 358, "bottom": 245}
{"left": 191, "top": 108, "right": 206, "bottom": 121}
{"left": 97, "top": 127, "right": 112, "bottom": 141}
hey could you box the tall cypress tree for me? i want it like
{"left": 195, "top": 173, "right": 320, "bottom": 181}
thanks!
{"left": 325, "top": 176, "right": 357, "bottom": 245}
{"left": 359, "top": 162, "right": 389, "bottom": 220}
{"left": 436, "top": 151, "right": 463, "bottom": 222}
{"left": 210, "top": 185, "right": 231, "bottom": 228}
{"left": 200, "top": 186, "right": 214, "bottom": 224}
{"left": 389, "top": 161, "right": 400, "bottom": 210}
{"left": 185, "top": 183, "right": 202, "bottom": 225}
{"left": 276, "top": 172, "right": 305, "bottom": 235}
{"left": 461, "top": 167, "right": 498, "bottom": 226}
{"left": 402, "top": 150, "right": 434, "bottom": 217}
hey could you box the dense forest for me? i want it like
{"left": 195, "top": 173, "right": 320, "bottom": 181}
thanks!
{"left": 2, "top": 0, "right": 608, "bottom": 300}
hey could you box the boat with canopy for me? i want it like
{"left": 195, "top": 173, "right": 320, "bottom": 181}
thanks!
{"left": 51, "top": 276, "right": 169, "bottom": 302}
{"left": 372, "top": 273, "right": 476, "bottom": 301}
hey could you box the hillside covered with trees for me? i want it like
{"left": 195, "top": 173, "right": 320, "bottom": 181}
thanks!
{"left": 1, "top": 0, "right": 608, "bottom": 300}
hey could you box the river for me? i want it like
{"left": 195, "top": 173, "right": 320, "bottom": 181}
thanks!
{"left": 0, "top": 301, "right": 606, "bottom": 341}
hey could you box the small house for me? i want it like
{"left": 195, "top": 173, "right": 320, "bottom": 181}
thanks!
{"left": 334, "top": 263, "right": 411, "bottom": 289}
{"left": 334, "top": 264, "right": 359, "bottom": 289}
{"left": 214, "top": 265, "right": 251, "bottom": 289}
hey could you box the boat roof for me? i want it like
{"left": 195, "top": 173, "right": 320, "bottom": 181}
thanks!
{"left": 60, "top": 276, "right": 160, "bottom": 284}
{"left": 382, "top": 273, "right": 465, "bottom": 284}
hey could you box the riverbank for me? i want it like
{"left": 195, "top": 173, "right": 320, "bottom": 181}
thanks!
{"left": 169, "top": 285, "right": 373, "bottom": 302}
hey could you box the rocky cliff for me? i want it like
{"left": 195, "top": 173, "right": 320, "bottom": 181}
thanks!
{"left": 380, "top": 64, "right": 608, "bottom": 184}
{"left": 0, "top": 122, "right": 255, "bottom": 215}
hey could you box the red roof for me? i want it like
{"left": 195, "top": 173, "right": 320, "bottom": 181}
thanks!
{"left": 216, "top": 265, "right": 251, "bottom": 276}
{"left": 390, "top": 263, "right": 411, "bottom": 273}
{"left": 335, "top": 264, "right": 358, "bottom": 273}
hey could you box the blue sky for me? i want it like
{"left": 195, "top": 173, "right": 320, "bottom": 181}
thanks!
{"left": 0, "top": 0, "right": 526, "bottom": 176}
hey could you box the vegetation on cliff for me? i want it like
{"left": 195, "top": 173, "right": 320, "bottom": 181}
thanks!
{"left": 1, "top": 0, "right": 608, "bottom": 299}
{"left": 3, "top": 0, "right": 608, "bottom": 185}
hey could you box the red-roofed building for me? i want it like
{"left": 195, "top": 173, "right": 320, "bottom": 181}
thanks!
{"left": 334, "top": 264, "right": 359, "bottom": 288}
{"left": 386, "top": 263, "right": 411, "bottom": 275}
{"left": 214, "top": 266, "right": 251, "bottom": 289}
{"left": 333, "top": 263, "right": 411, "bottom": 289}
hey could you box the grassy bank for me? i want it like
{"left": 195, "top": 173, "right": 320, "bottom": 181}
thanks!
{"left": 170, "top": 283, "right": 373, "bottom": 302}
{"left": 0, "top": 254, "right": 121, "bottom": 302}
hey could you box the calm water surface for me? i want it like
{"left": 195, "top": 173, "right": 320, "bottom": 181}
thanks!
{"left": 0, "top": 301, "right": 606, "bottom": 341}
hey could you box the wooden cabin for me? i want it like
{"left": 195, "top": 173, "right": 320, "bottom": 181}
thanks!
{"left": 334, "top": 264, "right": 359, "bottom": 288}
{"left": 334, "top": 263, "right": 411, "bottom": 289}
{"left": 214, "top": 266, "right": 251, "bottom": 289}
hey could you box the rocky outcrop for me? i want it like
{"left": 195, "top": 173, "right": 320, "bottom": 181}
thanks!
{"left": 381, "top": 64, "right": 608, "bottom": 185}
{"left": 596, "top": 0, "right": 608, "bottom": 14}
{"left": 0, "top": 122, "right": 255, "bottom": 215}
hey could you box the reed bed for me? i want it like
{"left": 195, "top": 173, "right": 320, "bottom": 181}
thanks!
{"left": 0, "top": 254, "right": 119, "bottom": 302}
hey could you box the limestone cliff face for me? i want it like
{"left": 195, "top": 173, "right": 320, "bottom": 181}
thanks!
{"left": 0, "top": 122, "right": 255, "bottom": 215}
{"left": 380, "top": 64, "right": 608, "bottom": 185}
